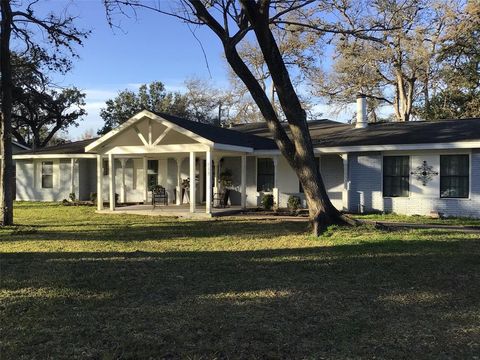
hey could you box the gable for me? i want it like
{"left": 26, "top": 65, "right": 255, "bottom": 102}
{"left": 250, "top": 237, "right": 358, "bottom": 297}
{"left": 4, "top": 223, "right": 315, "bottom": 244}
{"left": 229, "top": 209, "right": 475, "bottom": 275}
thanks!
{"left": 85, "top": 112, "right": 208, "bottom": 153}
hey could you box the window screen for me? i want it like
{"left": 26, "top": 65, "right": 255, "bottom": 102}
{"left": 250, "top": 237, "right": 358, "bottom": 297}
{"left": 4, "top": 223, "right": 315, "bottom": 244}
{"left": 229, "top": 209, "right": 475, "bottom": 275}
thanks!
{"left": 257, "top": 158, "right": 275, "bottom": 192}
{"left": 41, "top": 161, "right": 53, "bottom": 189}
{"left": 440, "top": 155, "right": 469, "bottom": 198}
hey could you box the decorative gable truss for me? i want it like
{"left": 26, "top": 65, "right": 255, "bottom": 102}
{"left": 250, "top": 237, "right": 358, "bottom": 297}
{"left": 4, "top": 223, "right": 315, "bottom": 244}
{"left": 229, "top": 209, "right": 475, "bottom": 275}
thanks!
{"left": 85, "top": 111, "right": 213, "bottom": 155}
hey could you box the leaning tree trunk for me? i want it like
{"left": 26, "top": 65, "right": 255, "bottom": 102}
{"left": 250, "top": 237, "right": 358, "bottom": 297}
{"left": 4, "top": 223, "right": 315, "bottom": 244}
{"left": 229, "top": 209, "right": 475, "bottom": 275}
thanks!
{"left": 187, "top": 0, "right": 355, "bottom": 234}
{"left": 237, "top": 0, "right": 354, "bottom": 234}
{"left": 0, "top": 0, "right": 14, "bottom": 226}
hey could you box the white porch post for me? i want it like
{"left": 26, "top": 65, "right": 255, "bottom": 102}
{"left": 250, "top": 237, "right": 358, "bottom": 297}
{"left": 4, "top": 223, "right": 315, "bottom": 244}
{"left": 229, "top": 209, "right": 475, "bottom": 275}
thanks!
{"left": 272, "top": 156, "right": 279, "bottom": 207}
{"left": 213, "top": 157, "right": 220, "bottom": 194}
{"left": 70, "top": 158, "right": 75, "bottom": 197}
{"left": 241, "top": 154, "right": 247, "bottom": 209}
{"left": 189, "top": 151, "right": 196, "bottom": 213}
{"left": 206, "top": 150, "right": 212, "bottom": 214}
{"left": 142, "top": 156, "right": 148, "bottom": 204}
{"left": 96, "top": 155, "right": 103, "bottom": 210}
{"left": 120, "top": 158, "right": 127, "bottom": 204}
{"left": 199, "top": 156, "right": 204, "bottom": 204}
{"left": 341, "top": 153, "right": 350, "bottom": 211}
{"left": 176, "top": 157, "right": 182, "bottom": 205}
{"left": 108, "top": 153, "right": 115, "bottom": 211}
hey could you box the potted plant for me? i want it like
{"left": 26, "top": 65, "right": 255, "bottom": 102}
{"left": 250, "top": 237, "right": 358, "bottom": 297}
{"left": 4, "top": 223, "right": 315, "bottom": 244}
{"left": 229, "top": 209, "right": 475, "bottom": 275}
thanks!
{"left": 219, "top": 169, "right": 233, "bottom": 205}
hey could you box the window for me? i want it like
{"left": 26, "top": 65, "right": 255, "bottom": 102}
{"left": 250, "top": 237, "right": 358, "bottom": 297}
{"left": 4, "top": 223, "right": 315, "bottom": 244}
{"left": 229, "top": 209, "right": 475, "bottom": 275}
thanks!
{"left": 147, "top": 160, "right": 158, "bottom": 190}
{"left": 257, "top": 158, "right": 275, "bottom": 192}
{"left": 41, "top": 161, "right": 53, "bottom": 188}
{"left": 383, "top": 156, "right": 409, "bottom": 197}
{"left": 440, "top": 155, "right": 469, "bottom": 198}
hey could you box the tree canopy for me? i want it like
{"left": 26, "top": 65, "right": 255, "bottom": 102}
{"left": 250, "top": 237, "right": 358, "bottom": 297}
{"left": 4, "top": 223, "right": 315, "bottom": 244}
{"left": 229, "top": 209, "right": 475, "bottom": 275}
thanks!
{"left": 98, "top": 78, "right": 230, "bottom": 134}
{"left": 10, "top": 54, "right": 86, "bottom": 149}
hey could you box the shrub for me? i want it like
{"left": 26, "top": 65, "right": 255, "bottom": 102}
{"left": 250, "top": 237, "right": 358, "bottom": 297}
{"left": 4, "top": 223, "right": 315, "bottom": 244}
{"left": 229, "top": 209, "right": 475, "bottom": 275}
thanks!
{"left": 90, "top": 192, "right": 97, "bottom": 204}
{"left": 287, "top": 195, "right": 301, "bottom": 212}
{"left": 220, "top": 169, "right": 233, "bottom": 188}
{"left": 69, "top": 192, "right": 76, "bottom": 203}
{"left": 261, "top": 194, "right": 274, "bottom": 210}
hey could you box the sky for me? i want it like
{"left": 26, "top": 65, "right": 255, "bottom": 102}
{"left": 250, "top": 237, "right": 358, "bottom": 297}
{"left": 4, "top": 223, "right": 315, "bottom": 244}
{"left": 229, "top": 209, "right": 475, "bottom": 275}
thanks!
{"left": 25, "top": 0, "right": 358, "bottom": 139}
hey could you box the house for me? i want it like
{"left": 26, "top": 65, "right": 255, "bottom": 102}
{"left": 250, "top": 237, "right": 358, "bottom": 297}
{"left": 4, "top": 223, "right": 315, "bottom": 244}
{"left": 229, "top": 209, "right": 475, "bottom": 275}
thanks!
{"left": 13, "top": 95, "right": 480, "bottom": 218}
{"left": 12, "top": 141, "right": 30, "bottom": 154}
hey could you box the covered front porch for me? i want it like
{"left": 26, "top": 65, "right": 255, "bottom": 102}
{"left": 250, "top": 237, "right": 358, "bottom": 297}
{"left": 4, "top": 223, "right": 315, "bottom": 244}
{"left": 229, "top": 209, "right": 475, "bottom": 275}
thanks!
{"left": 86, "top": 111, "right": 250, "bottom": 215}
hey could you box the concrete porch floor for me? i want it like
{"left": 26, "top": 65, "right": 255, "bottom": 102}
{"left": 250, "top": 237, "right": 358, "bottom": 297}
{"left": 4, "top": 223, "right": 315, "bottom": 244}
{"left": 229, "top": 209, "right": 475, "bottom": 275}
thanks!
{"left": 96, "top": 204, "right": 244, "bottom": 218}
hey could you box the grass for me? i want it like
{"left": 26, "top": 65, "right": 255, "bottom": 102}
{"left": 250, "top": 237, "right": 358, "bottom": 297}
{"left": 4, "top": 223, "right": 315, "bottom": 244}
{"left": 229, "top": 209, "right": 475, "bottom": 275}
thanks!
{"left": 1, "top": 202, "right": 479, "bottom": 359}
{"left": 353, "top": 212, "right": 480, "bottom": 226}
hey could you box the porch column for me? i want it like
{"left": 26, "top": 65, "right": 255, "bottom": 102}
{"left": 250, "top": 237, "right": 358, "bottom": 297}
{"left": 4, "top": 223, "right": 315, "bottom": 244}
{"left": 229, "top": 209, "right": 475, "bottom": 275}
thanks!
{"left": 108, "top": 153, "right": 115, "bottom": 211}
{"left": 142, "top": 156, "right": 148, "bottom": 204}
{"left": 341, "top": 153, "right": 350, "bottom": 211}
{"left": 120, "top": 159, "right": 127, "bottom": 204}
{"left": 206, "top": 150, "right": 212, "bottom": 214}
{"left": 213, "top": 157, "right": 220, "bottom": 193}
{"left": 189, "top": 151, "right": 196, "bottom": 213}
{"left": 199, "top": 156, "right": 204, "bottom": 204}
{"left": 241, "top": 154, "right": 247, "bottom": 209}
{"left": 70, "top": 158, "right": 75, "bottom": 197}
{"left": 272, "top": 156, "right": 279, "bottom": 207}
{"left": 96, "top": 155, "right": 103, "bottom": 211}
{"left": 176, "top": 157, "right": 182, "bottom": 205}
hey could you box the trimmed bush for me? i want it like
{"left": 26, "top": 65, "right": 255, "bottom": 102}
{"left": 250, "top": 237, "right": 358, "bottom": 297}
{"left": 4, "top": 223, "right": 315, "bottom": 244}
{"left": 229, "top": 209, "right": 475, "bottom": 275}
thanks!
{"left": 261, "top": 194, "right": 274, "bottom": 210}
{"left": 287, "top": 195, "right": 301, "bottom": 212}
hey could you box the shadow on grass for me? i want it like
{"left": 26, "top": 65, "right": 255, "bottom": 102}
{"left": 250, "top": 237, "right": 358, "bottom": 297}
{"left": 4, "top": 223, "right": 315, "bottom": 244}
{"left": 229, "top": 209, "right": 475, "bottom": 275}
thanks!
{"left": 0, "top": 219, "right": 308, "bottom": 241}
{"left": 1, "top": 239, "right": 480, "bottom": 358}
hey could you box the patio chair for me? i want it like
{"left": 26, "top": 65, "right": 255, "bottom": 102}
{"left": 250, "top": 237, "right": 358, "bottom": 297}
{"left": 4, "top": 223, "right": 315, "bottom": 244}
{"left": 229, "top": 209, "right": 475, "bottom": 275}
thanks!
{"left": 152, "top": 186, "right": 168, "bottom": 209}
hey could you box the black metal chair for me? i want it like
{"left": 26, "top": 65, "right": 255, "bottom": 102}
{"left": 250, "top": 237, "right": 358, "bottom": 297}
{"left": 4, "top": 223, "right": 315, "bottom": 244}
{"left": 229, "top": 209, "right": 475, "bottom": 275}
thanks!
{"left": 152, "top": 186, "right": 168, "bottom": 209}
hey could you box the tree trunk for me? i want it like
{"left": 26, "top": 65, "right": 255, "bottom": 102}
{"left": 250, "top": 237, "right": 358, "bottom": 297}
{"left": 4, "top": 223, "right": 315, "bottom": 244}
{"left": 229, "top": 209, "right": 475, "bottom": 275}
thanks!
{"left": 238, "top": 1, "right": 354, "bottom": 234}
{"left": 0, "top": 0, "right": 14, "bottom": 226}
{"left": 188, "top": 0, "right": 356, "bottom": 234}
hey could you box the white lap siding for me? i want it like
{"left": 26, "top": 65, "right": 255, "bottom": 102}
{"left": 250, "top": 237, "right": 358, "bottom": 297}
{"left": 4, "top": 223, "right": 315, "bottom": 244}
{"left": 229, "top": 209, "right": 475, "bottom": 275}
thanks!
{"left": 15, "top": 159, "right": 77, "bottom": 201}
{"left": 223, "top": 155, "right": 344, "bottom": 209}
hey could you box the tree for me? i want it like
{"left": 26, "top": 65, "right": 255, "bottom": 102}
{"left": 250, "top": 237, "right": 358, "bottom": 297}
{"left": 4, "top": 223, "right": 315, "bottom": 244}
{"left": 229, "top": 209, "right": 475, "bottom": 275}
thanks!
{"left": 103, "top": 0, "right": 374, "bottom": 234}
{"left": 312, "top": 0, "right": 459, "bottom": 122}
{"left": 10, "top": 55, "right": 87, "bottom": 150}
{"left": 420, "top": 1, "right": 480, "bottom": 120}
{"left": 99, "top": 79, "right": 229, "bottom": 134}
{"left": 184, "top": 77, "right": 224, "bottom": 125}
{"left": 0, "top": 0, "right": 88, "bottom": 225}
{"left": 224, "top": 24, "right": 321, "bottom": 124}
{"left": 79, "top": 128, "right": 96, "bottom": 140}
{"left": 98, "top": 81, "right": 190, "bottom": 134}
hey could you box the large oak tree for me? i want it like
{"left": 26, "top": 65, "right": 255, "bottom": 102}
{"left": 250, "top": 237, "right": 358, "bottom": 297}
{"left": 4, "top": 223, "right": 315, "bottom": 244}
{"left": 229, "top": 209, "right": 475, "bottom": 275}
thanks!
{"left": 102, "top": 0, "right": 393, "bottom": 234}
{"left": 0, "top": 0, "right": 88, "bottom": 225}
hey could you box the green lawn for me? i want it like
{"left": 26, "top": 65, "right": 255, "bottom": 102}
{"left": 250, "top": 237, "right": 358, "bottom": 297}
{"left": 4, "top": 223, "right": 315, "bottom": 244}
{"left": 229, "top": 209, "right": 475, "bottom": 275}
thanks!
{"left": 353, "top": 212, "right": 480, "bottom": 226}
{"left": 1, "top": 202, "right": 479, "bottom": 359}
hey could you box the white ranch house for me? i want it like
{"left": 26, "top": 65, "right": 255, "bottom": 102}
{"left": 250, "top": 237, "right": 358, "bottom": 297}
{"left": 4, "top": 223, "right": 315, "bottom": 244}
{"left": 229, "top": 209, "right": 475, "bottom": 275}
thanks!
{"left": 13, "top": 96, "right": 480, "bottom": 218}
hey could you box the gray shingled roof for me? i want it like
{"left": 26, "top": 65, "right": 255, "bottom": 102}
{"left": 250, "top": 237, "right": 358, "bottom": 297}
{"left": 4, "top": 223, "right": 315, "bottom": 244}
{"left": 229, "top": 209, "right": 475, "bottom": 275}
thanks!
{"left": 16, "top": 138, "right": 98, "bottom": 155}
{"left": 16, "top": 116, "right": 480, "bottom": 155}
{"left": 154, "top": 112, "right": 277, "bottom": 150}
{"left": 233, "top": 118, "right": 480, "bottom": 147}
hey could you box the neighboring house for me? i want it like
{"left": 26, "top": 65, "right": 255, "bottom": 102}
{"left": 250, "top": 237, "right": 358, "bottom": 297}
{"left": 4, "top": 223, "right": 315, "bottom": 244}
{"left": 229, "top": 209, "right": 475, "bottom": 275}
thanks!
{"left": 12, "top": 96, "right": 480, "bottom": 218}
